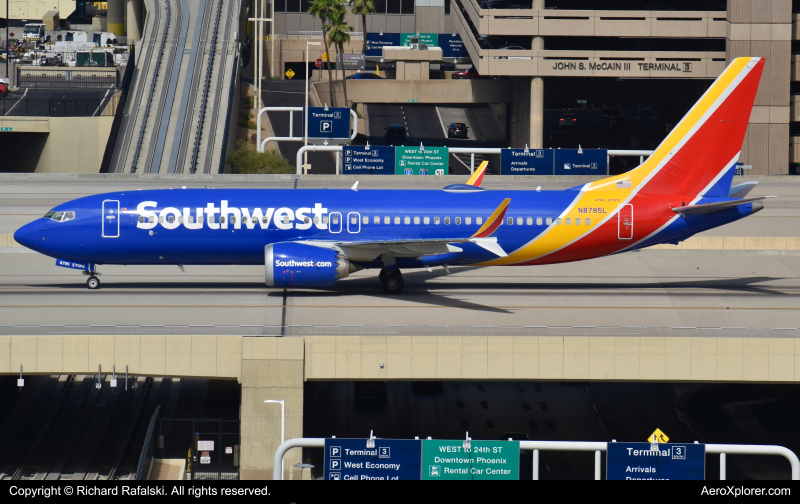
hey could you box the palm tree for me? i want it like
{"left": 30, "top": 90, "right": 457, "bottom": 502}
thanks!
{"left": 327, "top": 9, "right": 353, "bottom": 108}
{"left": 308, "top": 0, "right": 338, "bottom": 106}
{"left": 349, "top": 0, "right": 375, "bottom": 55}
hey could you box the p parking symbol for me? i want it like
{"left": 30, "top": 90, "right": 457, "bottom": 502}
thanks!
{"left": 320, "top": 120, "right": 333, "bottom": 133}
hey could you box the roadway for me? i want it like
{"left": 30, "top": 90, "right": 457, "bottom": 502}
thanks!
{"left": 0, "top": 175, "right": 798, "bottom": 337}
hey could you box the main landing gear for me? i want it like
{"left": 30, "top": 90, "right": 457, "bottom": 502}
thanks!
{"left": 82, "top": 270, "right": 102, "bottom": 290}
{"left": 379, "top": 268, "right": 404, "bottom": 294}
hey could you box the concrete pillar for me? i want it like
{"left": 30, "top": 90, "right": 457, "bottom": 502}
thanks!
{"left": 126, "top": 0, "right": 144, "bottom": 44}
{"left": 726, "top": 0, "right": 791, "bottom": 175}
{"left": 532, "top": 0, "right": 544, "bottom": 8}
{"left": 108, "top": 0, "right": 125, "bottom": 37}
{"left": 239, "top": 337, "right": 305, "bottom": 480}
{"left": 415, "top": 0, "right": 445, "bottom": 34}
{"left": 530, "top": 77, "right": 543, "bottom": 148}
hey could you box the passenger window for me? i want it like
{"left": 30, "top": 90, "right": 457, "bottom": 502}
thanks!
{"left": 507, "top": 217, "right": 513, "bottom": 225}
{"left": 526, "top": 217, "right": 532, "bottom": 225}
{"left": 264, "top": 217, "right": 270, "bottom": 224}
{"left": 586, "top": 218, "right": 591, "bottom": 225}
{"left": 465, "top": 217, "right": 471, "bottom": 225}
{"left": 395, "top": 216, "right": 400, "bottom": 224}
{"left": 220, "top": 217, "right": 225, "bottom": 224}
{"left": 424, "top": 217, "right": 430, "bottom": 225}
{"left": 414, "top": 217, "right": 420, "bottom": 224}
{"left": 444, "top": 217, "right": 451, "bottom": 225}
{"left": 304, "top": 217, "right": 310, "bottom": 224}
{"left": 159, "top": 216, "right": 165, "bottom": 224}
{"left": 576, "top": 218, "right": 581, "bottom": 225}
{"left": 517, "top": 217, "right": 523, "bottom": 226}
{"left": 374, "top": 216, "right": 380, "bottom": 224}
{"left": 434, "top": 217, "right": 440, "bottom": 225}
{"left": 314, "top": 217, "right": 319, "bottom": 224}
{"left": 546, "top": 217, "right": 552, "bottom": 225}
{"left": 476, "top": 217, "right": 483, "bottom": 225}
{"left": 332, "top": 215, "right": 339, "bottom": 224}
{"left": 455, "top": 217, "right": 461, "bottom": 225}
{"left": 139, "top": 216, "right": 144, "bottom": 223}
{"left": 168, "top": 216, "right": 175, "bottom": 224}
{"left": 178, "top": 217, "right": 184, "bottom": 224}
{"left": 566, "top": 218, "right": 571, "bottom": 225}
{"left": 150, "top": 216, "right": 155, "bottom": 223}
{"left": 252, "top": 217, "right": 258, "bottom": 223}
{"left": 536, "top": 217, "right": 542, "bottom": 225}
{"left": 232, "top": 216, "right": 237, "bottom": 224}
{"left": 404, "top": 216, "right": 410, "bottom": 224}
{"left": 363, "top": 216, "right": 368, "bottom": 225}
{"left": 284, "top": 216, "right": 291, "bottom": 224}
{"left": 556, "top": 218, "right": 562, "bottom": 225}
{"left": 188, "top": 216, "right": 194, "bottom": 224}
{"left": 351, "top": 216, "right": 357, "bottom": 224}
{"left": 198, "top": 216, "right": 204, "bottom": 224}
{"left": 384, "top": 216, "right": 390, "bottom": 224}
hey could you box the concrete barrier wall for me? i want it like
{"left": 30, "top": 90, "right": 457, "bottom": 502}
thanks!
{"left": 313, "top": 79, "right": 515, "bottom": 105}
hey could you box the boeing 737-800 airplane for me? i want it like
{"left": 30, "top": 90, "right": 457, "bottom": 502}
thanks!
{"left": 14, "top": 57, "right": 772, "bottom": 293}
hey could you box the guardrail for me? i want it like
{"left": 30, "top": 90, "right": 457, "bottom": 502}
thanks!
{"left": 292, "top": 145, "right": 654, "bottom": 175}
{"left": 272, "top": 438, "right": 800, "bottom": 481}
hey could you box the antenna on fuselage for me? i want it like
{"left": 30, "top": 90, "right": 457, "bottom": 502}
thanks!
{"left": 351, "top": 181, "right": 359, "bottom": 191}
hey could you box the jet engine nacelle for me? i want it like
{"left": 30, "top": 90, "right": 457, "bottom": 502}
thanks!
{"left": 265, "top": 243, "right": 352, "bottom": 288}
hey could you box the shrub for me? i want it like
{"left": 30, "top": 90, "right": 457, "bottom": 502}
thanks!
{"left": 227, "top": 140, "right": 294, "bottom": 174}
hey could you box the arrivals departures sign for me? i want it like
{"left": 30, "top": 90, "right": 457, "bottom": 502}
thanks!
{"left": 606, "top": 443, "right": 705, "bottom": 480}
{"left": 324, "top": 439, "right": 422, "bottom": 480}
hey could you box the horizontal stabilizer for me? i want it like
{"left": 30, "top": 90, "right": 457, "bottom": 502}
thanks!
{"left": 672, "top": 196, "right": 773, "bottom": 215}
{"left": 470, "top": 237, "right": 507, "bottom": 257}
{"left": 728, "top": 181, "right": 758, "bottom": 198}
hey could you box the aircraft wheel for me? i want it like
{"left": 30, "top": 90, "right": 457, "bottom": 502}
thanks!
{"left": 380, "top": 269, "right": 404, "bottom": 294}
{"left": 87, "top": 276, "right": 100, "bottom": 290}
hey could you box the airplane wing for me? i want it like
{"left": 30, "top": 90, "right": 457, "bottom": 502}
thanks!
{"left": 292, "top": 198, "right": 511, "bottom": 261}
{"left": 671, "top": 196, "right": 774, "bottom": 215}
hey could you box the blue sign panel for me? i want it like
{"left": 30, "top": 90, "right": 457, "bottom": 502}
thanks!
{"left": 607, "top": 443, "right": 705, "bottom": 480}
{"left": 343, "top": 145, "right": 395, "bottom": 174}
{"left": 56, "top": 258, "right": 91, "bottom": 271}
{"left": 324, "top": 439, "right": 422, "bottom": 480}
{"left": 439, "top": 34, "right": 465, "bottom": 59}
{"left": 303, "top": 107, "right": 350, "bottom": 140}
{"left": 366, "top": 32, "right": 401, "bottom": 57}
{"left": 553, "top": 149, "right": 608, "bottom": 175}
{"left": 500, "top": 148, "right": 554, "bottom": 175}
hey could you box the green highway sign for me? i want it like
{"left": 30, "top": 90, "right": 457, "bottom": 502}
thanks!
{"left": 421, "top": 440, "right": 519, "bottom": 480}
{"left": 395, "top": 146, "right": 448, "bottom": 175}
{"left": 0, "top": 127, "right": 12, "bottom": 132}
{"left": 401, "top": 33, "right": 438, "bottom": 47}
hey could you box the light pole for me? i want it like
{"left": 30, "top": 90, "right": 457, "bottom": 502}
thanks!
{"left": 303, "top": 40, "right": 321, "bottom": 173}
{"left": 264, "top": 399, "right": 285, "bottom": 478}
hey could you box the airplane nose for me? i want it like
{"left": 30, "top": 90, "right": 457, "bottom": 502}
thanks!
{"left": 13, "top": 222, "right": 38, "bottom": 250}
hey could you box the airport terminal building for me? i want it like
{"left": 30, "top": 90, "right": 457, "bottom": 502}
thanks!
{"left": 266, "top": 0, "right": 798, "bottom": 175}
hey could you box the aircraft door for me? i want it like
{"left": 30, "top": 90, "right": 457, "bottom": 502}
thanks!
{"left": 347, "top": 212, "right": 361, "bottom": 233}
{"left": 329, "top": 212, "right": 342, "bottom": 233}
{"left": 618, "top": 204, "right": 633, "bottom": 240}
{"left": 102, "top": 200, "right": 120, "bottom": 238}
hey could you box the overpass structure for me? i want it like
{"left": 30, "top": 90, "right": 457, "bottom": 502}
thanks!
{"left": 110, "top": 0, "right": 242, "bottom": 175}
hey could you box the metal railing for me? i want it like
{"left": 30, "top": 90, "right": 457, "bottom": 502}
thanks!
{"left": 272, "top": 438, "right": 800, "bottom": 481}
{"left": 0, "top": 98, "right": 113, "bottom": 117}
{"left": 256, "top": 106, "right": 358, "bottom": 156}
{"left": 135, "top": 404, "right": 161, "bottom": 480}
{"left": 17, "top": 67, "right": 119, "bottom": 89}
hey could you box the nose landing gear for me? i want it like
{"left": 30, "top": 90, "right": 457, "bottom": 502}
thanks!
{"left": 82, "top": 270, "right": 102, "bottom": 289}
{"left": 379, "top": 268, "right": 404, "bottom": 294}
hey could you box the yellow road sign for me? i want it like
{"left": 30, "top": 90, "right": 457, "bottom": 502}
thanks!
{"left": 285, "top": 68, "right": 296, "bottom": 79}
{"left": 321, "top": 52, "right": 329, "bottom": 62}
{"left": 647, "top": 428, "right": 669, "bottom": 444}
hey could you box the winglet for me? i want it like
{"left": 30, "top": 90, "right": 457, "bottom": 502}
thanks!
{"left": 466, "top": 161, "right": 488, "bottom": 187}
{"left": 471, "top": 198, "right": 510, "bottom": 238}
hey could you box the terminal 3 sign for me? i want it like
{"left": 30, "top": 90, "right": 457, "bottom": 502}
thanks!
{"left": 542, "top": 58, "right": 716, "bottom": 78}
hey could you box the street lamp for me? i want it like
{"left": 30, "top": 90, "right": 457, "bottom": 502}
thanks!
{"left": 304, "top": 40, "right": 321, "bottom": 173}
{"left": 264, "top": 399, "right": 285, "bottom": 478}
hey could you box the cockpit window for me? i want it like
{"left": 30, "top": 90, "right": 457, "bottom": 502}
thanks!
{"left": 44, "top": 211, "right": 75, "bottom": 222}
